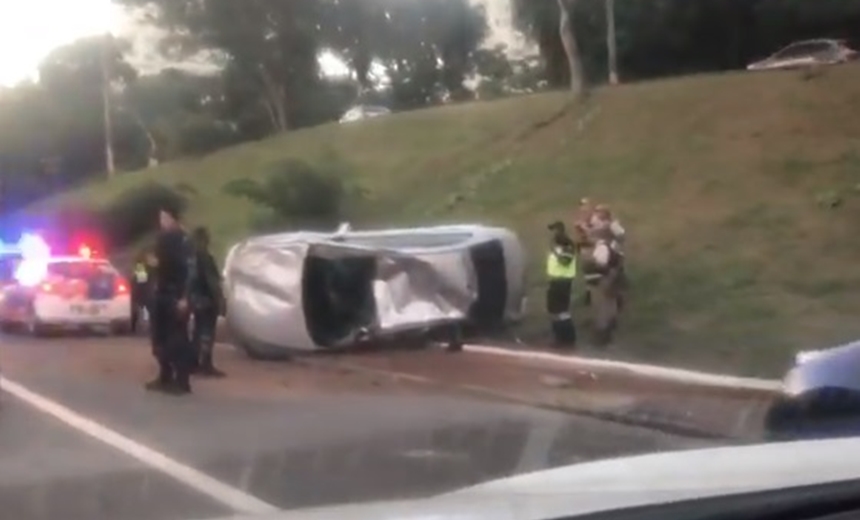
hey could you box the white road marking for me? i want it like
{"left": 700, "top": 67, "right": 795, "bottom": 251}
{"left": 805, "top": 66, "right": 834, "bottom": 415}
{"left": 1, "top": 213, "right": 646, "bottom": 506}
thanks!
{"left": 0, "top": 376, "right": 280, "bottom": 516}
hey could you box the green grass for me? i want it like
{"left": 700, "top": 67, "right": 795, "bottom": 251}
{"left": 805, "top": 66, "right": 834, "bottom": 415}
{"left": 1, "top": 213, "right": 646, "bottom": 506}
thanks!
{"left": 23, "top": 65, "right": 860, "bottom": 377}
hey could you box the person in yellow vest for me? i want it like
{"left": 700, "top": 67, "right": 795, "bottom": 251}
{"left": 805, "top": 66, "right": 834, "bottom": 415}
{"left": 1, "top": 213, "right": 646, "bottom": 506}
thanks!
{"left": 546, "top": 221, "right": 578, "bottom": 348}
{"left": 130, "top": 253, "right": 150, "bottom": 333}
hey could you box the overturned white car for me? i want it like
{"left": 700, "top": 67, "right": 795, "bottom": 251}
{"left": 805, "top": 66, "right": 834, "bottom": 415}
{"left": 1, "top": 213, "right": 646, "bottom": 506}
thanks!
{"left": 222, "top": 224, "right": 527, "bottom": 359}
{"left": 765, "top": 340, "right": 860, "bottom": 441}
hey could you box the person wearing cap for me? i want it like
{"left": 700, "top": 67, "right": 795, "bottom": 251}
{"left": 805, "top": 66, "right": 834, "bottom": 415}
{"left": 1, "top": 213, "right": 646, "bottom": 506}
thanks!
{"left": 189, "top": 226, "right": 226, "bottom": 378}
{"left": 147, "top": 206, "right": 196, "bottom": 395}
{"left": 546, "top": 221, "right": 578, "bottom": 347}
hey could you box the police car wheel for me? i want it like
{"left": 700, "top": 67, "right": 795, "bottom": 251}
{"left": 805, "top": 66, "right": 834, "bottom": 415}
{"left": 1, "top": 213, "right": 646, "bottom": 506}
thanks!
{"left": 25, "top": 318, "right": 49, "bottom": 338}
{"left": 110, "top": 321, "right": 133, "bottom": 336}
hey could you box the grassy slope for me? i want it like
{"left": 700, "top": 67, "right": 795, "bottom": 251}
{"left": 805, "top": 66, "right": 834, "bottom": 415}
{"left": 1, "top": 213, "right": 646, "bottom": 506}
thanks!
{"left": 25, "top": 65, "right": 860, "bottom": 377}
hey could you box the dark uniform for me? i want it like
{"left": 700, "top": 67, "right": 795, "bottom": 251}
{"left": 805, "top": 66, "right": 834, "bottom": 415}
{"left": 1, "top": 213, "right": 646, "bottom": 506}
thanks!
{"left": 148, "top": 228, "right": 197, "bottom": 394}
{"left": 546, "top": 222, "right": 578, "bottom": 347}
{"left": 190, "top": 230, "right": 225, "bottom": 377}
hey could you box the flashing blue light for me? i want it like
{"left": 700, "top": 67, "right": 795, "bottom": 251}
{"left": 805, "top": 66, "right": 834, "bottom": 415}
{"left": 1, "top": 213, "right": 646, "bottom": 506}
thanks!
{"left": 8, "top": 233, "right": 51, "bottom": 287}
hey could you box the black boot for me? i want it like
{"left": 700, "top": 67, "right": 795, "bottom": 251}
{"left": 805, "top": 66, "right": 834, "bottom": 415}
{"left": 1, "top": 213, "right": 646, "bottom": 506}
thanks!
{"left": 168, "top": 372, "right": 193, "bottom": 395}
{"left": 145, "top": 362, "right": 173, "bottom": 393}
{"left": 551, "top": 319, "right": 577, "bottom": 349}
{"left": 198, "top": 354, "right": 226, "bottom": 378}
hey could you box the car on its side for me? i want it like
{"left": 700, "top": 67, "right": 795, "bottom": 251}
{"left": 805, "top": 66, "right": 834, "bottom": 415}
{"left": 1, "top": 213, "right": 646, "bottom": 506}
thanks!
{"left": 338, "top": 105, "right": 391, "bottom": 124}
{"left": 747, "top": 38, "right": 858, "bottom": 71}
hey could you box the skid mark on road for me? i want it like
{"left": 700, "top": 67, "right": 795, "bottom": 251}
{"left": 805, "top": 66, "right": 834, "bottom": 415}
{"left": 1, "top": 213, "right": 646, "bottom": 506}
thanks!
{"left": 0, "top": 376, "right": 280, "bottom": 516}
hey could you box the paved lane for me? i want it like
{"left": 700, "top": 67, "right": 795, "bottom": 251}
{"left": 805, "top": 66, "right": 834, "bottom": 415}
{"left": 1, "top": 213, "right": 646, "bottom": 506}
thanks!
{"left": 0, "top": 397, "right": 229, "bottom": 520}
{"left": 1, "top": 334, "right": 716, "bottom": 517}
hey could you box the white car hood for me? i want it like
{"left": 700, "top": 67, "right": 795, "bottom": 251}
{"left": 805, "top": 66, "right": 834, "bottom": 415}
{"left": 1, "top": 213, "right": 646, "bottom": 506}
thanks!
{"left": 221, "top": 437, "right": 860, "bottom": 520}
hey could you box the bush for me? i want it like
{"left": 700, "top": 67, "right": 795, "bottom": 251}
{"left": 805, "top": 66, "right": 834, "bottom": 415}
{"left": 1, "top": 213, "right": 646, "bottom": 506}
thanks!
{"left": 223, "top": 153, "right": 363, "bottom": 230}
{"left": 97, "top": 182, "right": 187, "bottom": 250}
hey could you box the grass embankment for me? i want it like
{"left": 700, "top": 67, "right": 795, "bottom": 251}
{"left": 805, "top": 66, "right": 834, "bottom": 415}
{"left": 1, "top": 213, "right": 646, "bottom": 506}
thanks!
{"left": 24, "top": 65, "right": 860, "bottom": 377}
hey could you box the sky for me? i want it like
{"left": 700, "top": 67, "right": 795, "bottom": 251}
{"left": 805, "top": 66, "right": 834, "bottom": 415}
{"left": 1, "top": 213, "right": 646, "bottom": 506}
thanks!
{"left": 0, "top": 0, "right": 531, "bottom": 87}
{"left": 0, "top": 0, "right": 123, "bottom": 86}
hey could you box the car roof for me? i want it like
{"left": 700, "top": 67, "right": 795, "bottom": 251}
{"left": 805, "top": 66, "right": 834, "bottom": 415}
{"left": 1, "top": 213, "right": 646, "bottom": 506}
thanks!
{"left": 783, "top": 38, "right": 840, "bottom": 47}
{"left": 47, "top": 256, "right": 111, "bottom": 264}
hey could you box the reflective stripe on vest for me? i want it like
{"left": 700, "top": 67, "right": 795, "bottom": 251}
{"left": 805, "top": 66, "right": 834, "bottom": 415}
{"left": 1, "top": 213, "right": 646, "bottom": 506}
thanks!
{"left": 546, "top": 250, "right": 577, "bottom": 279}
{"left": 134, "top": 264, "right": 148, "bottom": 284}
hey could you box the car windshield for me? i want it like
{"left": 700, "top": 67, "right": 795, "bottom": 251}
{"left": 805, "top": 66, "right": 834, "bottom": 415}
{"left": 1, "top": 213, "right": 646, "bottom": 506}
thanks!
{"left": 0, "top": 2, "right": 858, "bottom": 520}
{"left": 773, "top": 41, "right": 832, "bottom": 58}
{"left": 47, "top": 259, "right": 113, "bottom": 279}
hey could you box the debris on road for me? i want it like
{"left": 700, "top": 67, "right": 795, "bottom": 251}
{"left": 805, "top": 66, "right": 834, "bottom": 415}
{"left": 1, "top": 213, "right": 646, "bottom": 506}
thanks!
{"left": 285, "top": 348, "right": 776, "bottom": 440}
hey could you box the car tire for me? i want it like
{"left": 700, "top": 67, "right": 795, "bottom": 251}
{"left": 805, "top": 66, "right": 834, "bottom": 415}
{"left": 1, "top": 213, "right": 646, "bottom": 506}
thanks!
{"left": 26, "top": 318, "right": 49, "bottom": 338}
{"left": 110, "top": 321, "right": 133, "bottom": 336}
{"left": 0, "top": 321, "right": 17, "bottom": 334}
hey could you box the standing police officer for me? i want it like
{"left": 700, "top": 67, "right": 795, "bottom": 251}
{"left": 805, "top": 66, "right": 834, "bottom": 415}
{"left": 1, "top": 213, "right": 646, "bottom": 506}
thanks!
{"left": 190, "top": 226, "right": 226, "bottom": 378}
{"left": 546, "top": 221, "right": 578, "bottom": 348}
{"left": 146, "top": 207, "right": 196, "bottom": 395}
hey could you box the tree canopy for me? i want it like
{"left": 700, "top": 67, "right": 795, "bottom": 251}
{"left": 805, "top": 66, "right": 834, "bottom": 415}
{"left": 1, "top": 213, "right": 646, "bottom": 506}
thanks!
{"left": 0, "top": 0, "right": 856, "bottom": 211}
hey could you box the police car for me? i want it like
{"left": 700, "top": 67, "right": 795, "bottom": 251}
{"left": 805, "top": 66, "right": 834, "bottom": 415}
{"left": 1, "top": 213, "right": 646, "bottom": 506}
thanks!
{"left": 0, "top": 241, "right": 132, "bottom": 336}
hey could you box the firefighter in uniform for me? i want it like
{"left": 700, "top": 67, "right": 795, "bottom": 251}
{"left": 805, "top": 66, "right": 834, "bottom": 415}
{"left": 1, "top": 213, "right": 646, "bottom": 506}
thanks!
{"left": 146, "top": 207, "right": 197, "bottom": 395}
{"left": 190, "top": 226, "right": 226, "bottom": 377}
{"left": 546, "top": 221, "right": 578, "bottom": 347}
{"left": 583, "top": 229, "right": 623, "bottom": 347}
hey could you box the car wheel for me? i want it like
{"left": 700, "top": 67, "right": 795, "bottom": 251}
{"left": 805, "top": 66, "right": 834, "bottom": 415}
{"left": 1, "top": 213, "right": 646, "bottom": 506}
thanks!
{"left": 23, "top": 304, "right": 52, "bottom": 337}
{"left": 26, "top": 318, "right": 49, "bottom": 338}
{"left": 110, "top": 321, "right": 133, "bottom": 336}
{"left": 0, "top": 320, "right": 17, "bottom": 334}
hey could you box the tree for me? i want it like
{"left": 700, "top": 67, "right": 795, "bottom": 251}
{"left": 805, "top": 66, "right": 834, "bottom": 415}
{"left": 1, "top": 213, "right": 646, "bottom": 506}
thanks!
{"left": 117, "top": 0, "right": 324, "bottom": 133}
{"left": 557, "top": 0, "right": 586, "bottom": 96}
{"left": 38, "top": 35, "right": 138, "bottom": 178}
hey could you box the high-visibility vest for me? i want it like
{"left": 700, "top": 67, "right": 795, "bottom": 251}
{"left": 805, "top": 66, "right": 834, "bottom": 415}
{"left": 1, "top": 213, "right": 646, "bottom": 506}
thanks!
{"left": 134, "top": 263, "right": 148, "bottom": 284}
{"left": 546, "top": 247, "right": 577, "bottom": 279}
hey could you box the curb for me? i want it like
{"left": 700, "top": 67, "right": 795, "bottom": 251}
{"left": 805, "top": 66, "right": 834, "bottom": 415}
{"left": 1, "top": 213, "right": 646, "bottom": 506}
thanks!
{"left": 463, "top": 344, "right": 783, "bottom": 394}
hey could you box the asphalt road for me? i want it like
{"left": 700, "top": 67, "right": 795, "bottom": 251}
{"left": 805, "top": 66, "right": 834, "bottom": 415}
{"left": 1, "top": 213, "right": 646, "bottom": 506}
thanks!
{"left": 0, "top": 333, "right": 714, "bottom": 520}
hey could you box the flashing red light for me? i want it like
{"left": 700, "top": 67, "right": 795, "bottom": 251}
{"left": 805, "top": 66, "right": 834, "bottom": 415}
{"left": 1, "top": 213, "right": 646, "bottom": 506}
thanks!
{"left": 78, "top": 245, "right": 92, "bottom": 259}
{"left": 114, "top": 277, "right": 129, "bottom": 295}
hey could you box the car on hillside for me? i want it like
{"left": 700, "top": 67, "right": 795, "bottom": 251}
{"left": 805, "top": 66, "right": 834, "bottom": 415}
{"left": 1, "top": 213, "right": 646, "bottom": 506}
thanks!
{"left": 0, "top": 245, "right": 132, "bottom": 336}
{"left": 222, "top": 224, "right": 526, "bottom": 359}
{"left": 747, "top": 38, "right": 858, "bottom": 71}
{"left": 338, "top": 104, "right": 391, "bottom": 124}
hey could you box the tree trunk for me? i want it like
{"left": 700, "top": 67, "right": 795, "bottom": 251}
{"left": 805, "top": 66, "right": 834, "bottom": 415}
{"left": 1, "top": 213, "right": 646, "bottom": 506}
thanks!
{"left": 258, "top": 66, "right": 288, "bottom": 132}
{"left": 605, "top": 0, "right": 619, "bottom": 84}
{"left": 557, "top": 0, "right": 585, "bottom": 97}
